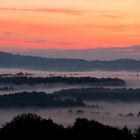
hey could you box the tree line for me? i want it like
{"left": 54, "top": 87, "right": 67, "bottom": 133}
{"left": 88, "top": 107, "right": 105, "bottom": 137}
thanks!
{"left": 0, "top": 76, "right": 125, "bottom": 86}
{"left": 0, "top": 113, "right": 139, "bottom": 139}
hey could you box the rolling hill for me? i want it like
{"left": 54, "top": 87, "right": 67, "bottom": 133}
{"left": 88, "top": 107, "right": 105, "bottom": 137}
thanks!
{"left": 0, "top": 52, "right": 140, "bottom": 71}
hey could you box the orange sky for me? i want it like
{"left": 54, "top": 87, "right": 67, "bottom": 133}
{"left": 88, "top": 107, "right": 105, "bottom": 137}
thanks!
{"left": 0, "top": 0, "right": 140, "bottom": 51}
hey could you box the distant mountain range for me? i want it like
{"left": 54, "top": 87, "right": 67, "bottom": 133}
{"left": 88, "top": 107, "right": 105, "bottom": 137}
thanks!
{"left": 20, "top": 45, "right": 140, "bottom": 60}
{"left": 0, "top": 51, "right": 140, "bottom": 71}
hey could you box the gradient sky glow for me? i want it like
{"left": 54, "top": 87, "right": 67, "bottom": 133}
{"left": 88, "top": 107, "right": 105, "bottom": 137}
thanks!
{"left": 0, "top": 0, "right": 140, "bottom": 51}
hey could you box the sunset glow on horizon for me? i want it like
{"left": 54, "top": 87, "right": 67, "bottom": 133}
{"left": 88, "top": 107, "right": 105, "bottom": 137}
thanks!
{"left": 0, "top": 0, "right": 140, "bottom": 51}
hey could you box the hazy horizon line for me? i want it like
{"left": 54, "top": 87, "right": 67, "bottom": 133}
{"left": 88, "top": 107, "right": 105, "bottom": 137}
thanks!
{"left": 0, "top": 45, "right": 140, "bottom": 61}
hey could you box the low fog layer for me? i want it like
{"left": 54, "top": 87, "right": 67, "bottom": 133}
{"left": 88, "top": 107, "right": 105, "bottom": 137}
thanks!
{"left": 0, "top": 70, "right": 139, "bottom": 129}
{"left": 0, "top": 102, "right": 140, "bottom": 129}
{"left": 0, "top": 70, "right": 140, "bottom": 95}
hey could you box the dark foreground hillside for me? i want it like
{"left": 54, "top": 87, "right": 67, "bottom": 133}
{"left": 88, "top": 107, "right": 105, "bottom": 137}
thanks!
{"left": 0, "top": 113, "right": 137, "bottom": 140}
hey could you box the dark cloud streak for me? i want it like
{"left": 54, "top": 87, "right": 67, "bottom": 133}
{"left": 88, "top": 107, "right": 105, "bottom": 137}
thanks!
{"left": 0, "top": 8, "right": 87, "bottom": 15}
{"left": 0, "top": 7, "right": 123, "bottom": 18}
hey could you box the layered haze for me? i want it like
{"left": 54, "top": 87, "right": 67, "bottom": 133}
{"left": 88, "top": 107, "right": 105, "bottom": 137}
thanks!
{"left": 0, "top": 0, "right": 140, "bottom": 130}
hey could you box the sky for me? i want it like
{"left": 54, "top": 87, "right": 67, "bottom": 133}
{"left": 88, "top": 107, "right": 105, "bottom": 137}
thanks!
{"left": 0, "top": 0, "right": 140, "bottom": 52}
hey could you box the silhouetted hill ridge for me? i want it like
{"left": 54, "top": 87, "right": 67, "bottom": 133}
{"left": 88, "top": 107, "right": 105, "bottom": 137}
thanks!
{"left": 0, "top": 113, "right": 135, "bottom": 140}
{"left": 0, "top": 51, "right": 140, "bottom": 71}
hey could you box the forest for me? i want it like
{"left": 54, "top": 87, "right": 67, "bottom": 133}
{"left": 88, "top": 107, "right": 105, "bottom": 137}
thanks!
{"left": 0, "top": 113, "right": 139, "bottom": 140}
{"left": 0, "top": 87, "right": 140, "bottom": 108}
{"left": 0, "top": 76, "right": 125, "bottom": 86}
